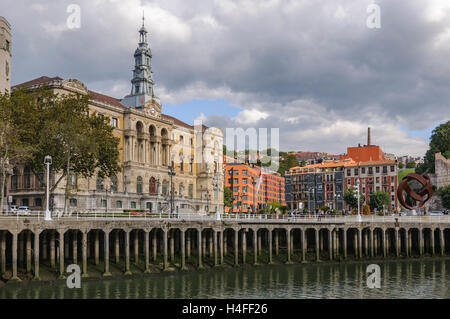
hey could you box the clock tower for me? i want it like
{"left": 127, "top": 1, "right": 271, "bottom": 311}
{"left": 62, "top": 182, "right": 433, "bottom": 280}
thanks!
{"left": 121, "top": 14, "right": 157, "bottom": 109}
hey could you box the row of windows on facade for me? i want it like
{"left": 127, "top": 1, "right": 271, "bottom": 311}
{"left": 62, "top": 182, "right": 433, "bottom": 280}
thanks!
{"left": 347, "top": 176, "right": 395, "bottom": 185}
{"left": 347, "top": 165, "right": 395, "bottom": 176}
{"left": 95, "top": 176, "right": 195, "bottom": 197}
{"left": 230, "top": 185, "right": 284, "bottom": 194}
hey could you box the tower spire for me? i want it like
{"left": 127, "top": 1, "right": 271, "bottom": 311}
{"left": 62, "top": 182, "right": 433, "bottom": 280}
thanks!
{"left": 120, "top": 15, "right": 155, "bottom": 109}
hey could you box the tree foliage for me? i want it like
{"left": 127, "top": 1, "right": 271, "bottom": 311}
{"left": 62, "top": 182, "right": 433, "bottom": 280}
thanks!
{"left": 277, "top": 153, "right": 300, "bottom": 176}
{"left": 416, "top": 121, "right": 450, "bottom": 174}
{"left": 343, "top": 187, "right": 364, "bottom": 211}
{"left": 439, "top": 185, "right": 450, "bottom": 210}
{"left": 369, "top": 191, "right": 390, "bottom": 211}
{"left": 2, "top": 87, "right": 121, "bottom": 210}
{"left": 223, "top": 186, "right": 234, "bottom": 210}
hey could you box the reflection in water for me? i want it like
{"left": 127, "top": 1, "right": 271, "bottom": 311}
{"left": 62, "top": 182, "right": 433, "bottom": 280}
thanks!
{"left": 2, "top": 259, "right": 450, "bottom": 299}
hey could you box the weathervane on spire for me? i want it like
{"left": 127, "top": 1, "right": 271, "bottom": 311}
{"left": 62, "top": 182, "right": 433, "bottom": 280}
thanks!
{"left": 142, "top": 10, "right": 145, "bottom": 27}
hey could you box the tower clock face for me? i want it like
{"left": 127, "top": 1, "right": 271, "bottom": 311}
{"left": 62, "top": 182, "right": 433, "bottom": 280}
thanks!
{"left": 151, "top": 107, "right": 155, "bottom": 114}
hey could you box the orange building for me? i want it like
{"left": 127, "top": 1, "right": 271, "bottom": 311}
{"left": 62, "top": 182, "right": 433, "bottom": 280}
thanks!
{"left": 224, "top": 158, "right": 285, "bottom": 213}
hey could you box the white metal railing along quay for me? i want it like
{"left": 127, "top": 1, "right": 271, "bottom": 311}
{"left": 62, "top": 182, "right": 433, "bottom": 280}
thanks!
{"left": 1, "top": 211, "right": 450, "bottom": 224}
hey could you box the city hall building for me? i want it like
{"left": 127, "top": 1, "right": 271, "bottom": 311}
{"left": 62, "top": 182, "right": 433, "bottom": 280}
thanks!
{"left": 6, "top": 20, "right": 224, "bottom": 214}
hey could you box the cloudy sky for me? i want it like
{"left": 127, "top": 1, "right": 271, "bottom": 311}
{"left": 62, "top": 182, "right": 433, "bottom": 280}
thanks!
{"left": 4, "top": 0, "right": 450, "bottom": 156}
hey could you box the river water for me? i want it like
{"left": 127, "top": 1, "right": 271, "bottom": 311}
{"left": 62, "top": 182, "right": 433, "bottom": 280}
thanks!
{"left": 1, "top": 258, "right": 449, "bottom": 299}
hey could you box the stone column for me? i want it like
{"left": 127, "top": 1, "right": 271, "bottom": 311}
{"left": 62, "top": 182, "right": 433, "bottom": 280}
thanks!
{"left": 369, "top": 229, "right": 374, "bottom": 257}
{"left": 395, "top": 229, "right": 399, "bottom": 257}
{"left": 242, "top": 230, "right": 247, "bottom": 264}
{"left": 358, "top": 229, "right": 362, "bottom": 259}
{"left": 198, "top": 229, "right": 203, "bottom": 269}
{"left": 82, "top": 231, "right": 88, "bottom": 278}
{"left": 186, "top": 230, "right": 191, "bottom": 258}
{"left": 50, "top": 230, "right": 55, "bottom": 268}
{"left": 258, "top": 231, "right": 262, "bottom": 256}
{"left": 353, "top": 232, "right": 357, "bottom": 258}
{"left": 219, "top": 231, "right": 224, "bottom": 265}
{"left": 405, "top": 229, "right": 409, "bottom": 257}
{"left": 170, "top": 232, "right": 175, "bottom": 262}
{"left": 125, "top": 230, "right": 131, "bottom": 275}
{"left": 223, "top": 231, "right": 227, "bottom": 256}
{"left": 1, "top": 231, "right": 6, "bottom": 276}
{"left": 214, "top": 230, "right": 218, "bottom": 266}
{"left": 134, "top": 231, "right": 139, "bottom": 264}
{"left": 315, "top": 229, "right": 320, "bottom": 261}
{"left": 440, "top": 228, "right": 445, "bottom": 256}
{"left": 11, "top": 232, "right": 20, "bottom": 281}
{"left": 343, "top": 229, "right": 347, "bottom": 259}
{"left": 382, "top": 229, "right": 386, "bottom": 258}
{"left": 275, "top": 230, "right": 279, "bottom": 256}
{"left": 209, "top": 231, "right": 213, "bottom": 257}
{"left": 181, "top": 230, "right": 186, "bottom": 270}
{"left": 269, "top": 229, "right": 273, "bottom": 264}
{"left": 153, "top": 231, "right": 157, "bottom": 262}
{"left": 144, "top": 231, "right": 150, "bottom": 273}
{"left": 202, "top": 232, "right": 206, "bottom": 257}
{"left": 115, "top": 231, "right": 120, "bottom": 264}
{"left": 234, "top": 229, "right": 239, "bottom": 266}
{"left": 254, "top": 229, "right": 258, "bottom": 265}
{"left": 418, "top": 229, "right": 423, "bottom": 256}
{"left": 104, "top": 231, "right": 111, "bottom": 276}
{"left": 285, "top": 229, "right": 291, "bottom": 264}
{"left": 73, "top": 231, "right": 78, "bottom": 264}
{"left": 33, "top": 231, "right": 40, "bottom": 280}
{"left": 94, "top": 230, "right": 99, "bottom": 266}
{"left": 328, "top": 229, "right": 333, "bottom": 261}
{"left": 26, "top": 231, "right": 32, "bottom": 273}
{"left": 364, "top": 231, "right": 368, "bottom": 257}
{"left": 301, "top": 229, "right": 306, "bottom": 263}
{"left": 408, "top": 230, "right": 412, "bottom": 256}
{"left": 431, "top": 229, "right": 435, "bottom": 256}
{"left": 58, "top": 230, "right": 65, "bottom": 279}
{"left": 163, "top": 229, "right": 168, "bottom": 270}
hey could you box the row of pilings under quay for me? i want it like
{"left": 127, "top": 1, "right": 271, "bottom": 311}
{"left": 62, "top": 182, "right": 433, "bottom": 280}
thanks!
{"left": 0, "top": 219, "right": 449, "bottom": 283}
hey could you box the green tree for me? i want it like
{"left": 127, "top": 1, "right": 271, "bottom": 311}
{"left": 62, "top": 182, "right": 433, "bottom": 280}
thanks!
{"left": 278, "top": 153, "right": 300, "bottom": 176}
{"left": 7, "top": 88, "right": 121, "bottom": 211}
{"left": 416, "top": 121, "right": 450, "bottom": 174}
{"left": 343, "top": 188, "right": 364, "bottom": 212}
{"left": 223, "top": 186, "right": 234, "bottom": 210}
{"left": 398, "top": 162, "right": 404, "bottom": 169}
{"left": 368, "top": 191, "right": 390, "bottom": 212}
{"left": 406, "top": 161, "right": 416, "bottom": 168}
{"left": 0, "top": 92, "right": 34, "bottom": 213}
{"left": 439, "top": 185, "right": 450, "bottom": 210}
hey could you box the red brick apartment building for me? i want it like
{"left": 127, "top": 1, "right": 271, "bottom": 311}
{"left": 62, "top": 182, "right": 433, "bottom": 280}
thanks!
{"left": 224, "top": 156, "right": 285, "bottom": 213}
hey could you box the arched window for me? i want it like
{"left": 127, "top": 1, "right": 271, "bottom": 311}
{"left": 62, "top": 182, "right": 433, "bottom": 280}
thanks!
{"left": 137, "top": 176, "right": 143, "bottom": 194}
{"left": 149, "top": 177, "right": 156, "bottom": 194}
{"left": 96, "top": 175, "right": 104, "bottom": 190}
{"left": 111, "top": 175, "right": 118, "bottom": 192}
{"left": 149, "top": 125, "right": 156, "bottom": 136}
{"left": 24, "top": 167, "right": 31, "bottom": 189}
{"left": 11, "top": 167, "right": 19, "bottom": 189}
{"left": 162, "top": 180, "right": 168, "bottom": 196}
{"left": 188, "top": 184, "right": 193, "bottom": 199}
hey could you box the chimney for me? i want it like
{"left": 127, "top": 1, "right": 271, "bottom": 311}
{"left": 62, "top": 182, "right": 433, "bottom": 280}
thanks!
{"left": 367, "top": 127, "right": 371, "bottom": 146}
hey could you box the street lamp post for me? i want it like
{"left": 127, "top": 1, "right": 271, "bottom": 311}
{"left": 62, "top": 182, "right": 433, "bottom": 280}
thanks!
{"left": 168, "top": 165, "right": 176, "bottom": 216}
{"left": 213, "top": 172, "right": 220, "bottom": 220}
{"left": 44, "top": 155, "right": 52, "bottom": 221}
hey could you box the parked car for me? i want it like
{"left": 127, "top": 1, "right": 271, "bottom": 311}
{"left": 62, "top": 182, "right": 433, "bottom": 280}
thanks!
{"left": 430, "top": 211, "right": 444, "bottom": 216}
{"left": 17, "top": 206, "right": 30, "bottom": 215}
{"left": 8, "top": 205, "right": 18, "bottom": 215}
